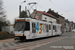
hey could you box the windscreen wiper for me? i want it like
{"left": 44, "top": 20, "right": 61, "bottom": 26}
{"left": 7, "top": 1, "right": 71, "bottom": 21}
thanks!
{"left": 18, "top": 25, "right": 24, "bottom": 31}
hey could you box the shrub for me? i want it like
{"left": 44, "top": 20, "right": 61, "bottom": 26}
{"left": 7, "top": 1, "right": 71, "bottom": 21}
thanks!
{"left": 0, "top": 32, "right": 14, "bottom": 40}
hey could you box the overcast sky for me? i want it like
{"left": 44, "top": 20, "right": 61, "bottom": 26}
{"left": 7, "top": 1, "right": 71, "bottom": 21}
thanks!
{"left": 3, "top": 0, "right": 75, "bottom": 24}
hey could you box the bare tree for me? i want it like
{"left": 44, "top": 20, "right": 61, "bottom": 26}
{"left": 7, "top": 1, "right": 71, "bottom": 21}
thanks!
{"left": 6, "top": 20, "right": 10, "bottom": 25}
{"left": 0, "top": 0, "right": 6, "bottom": 31}
{"left": 0, "top": 0, "right": 5, "bottom": 18}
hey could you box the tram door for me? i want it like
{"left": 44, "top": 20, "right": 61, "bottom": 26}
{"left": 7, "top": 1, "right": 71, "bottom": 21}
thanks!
{"left": 56, "top": 25, "right": 61, "bottom": 35}
{"left": 49, "top": 24, "right": 52, "bottom": 36}
{"left": 53, "top": 25, "right": 57, "bottom": 35}
{"left": 46, "top": 24, "right": 49, "bottom": 36}
{"left": 32, "top": 23, "right": 36, "bottom": 37}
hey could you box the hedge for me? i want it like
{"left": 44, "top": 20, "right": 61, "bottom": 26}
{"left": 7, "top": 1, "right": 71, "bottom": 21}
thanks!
{"left": 0, "top": 32, "right": 14, "bottom": 40}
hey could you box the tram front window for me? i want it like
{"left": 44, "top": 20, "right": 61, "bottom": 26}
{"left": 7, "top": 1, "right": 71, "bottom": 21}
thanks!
{"left": 15, "top": 21, "right": 30, "bottom": 31}
{"left": 15, "top": 22, "right": 25, "bottom": 31}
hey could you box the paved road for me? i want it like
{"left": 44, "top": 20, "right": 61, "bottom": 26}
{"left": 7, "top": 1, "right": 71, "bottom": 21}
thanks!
{"left": 0, "top": 38, "right": 14, "bottom": 44}
{"left": 0, "top": 34, "right": 65, "bottom": 50}
{"left": 0, "top": 32, "right": 74, "bottom": 50}
{"left": 32, "top": 32, "right": 75, "bottom": 50}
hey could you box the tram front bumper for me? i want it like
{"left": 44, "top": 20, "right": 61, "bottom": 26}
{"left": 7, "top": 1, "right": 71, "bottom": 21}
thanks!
{"left": 14, "top": 37, "right": 20, "bottom": 40}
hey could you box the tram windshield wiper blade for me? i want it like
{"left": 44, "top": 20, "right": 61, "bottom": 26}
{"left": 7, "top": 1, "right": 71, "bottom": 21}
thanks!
{"left": 18, "top": 25, "right": 24, "bottom": 31}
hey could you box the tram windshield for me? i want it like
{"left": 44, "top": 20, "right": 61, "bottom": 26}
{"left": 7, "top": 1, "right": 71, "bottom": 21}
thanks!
{"left": 14, "top": 21, "right": 30, "bottom": 31}
{"left": 15, "top": 22, "right": 25, "bottom": 31}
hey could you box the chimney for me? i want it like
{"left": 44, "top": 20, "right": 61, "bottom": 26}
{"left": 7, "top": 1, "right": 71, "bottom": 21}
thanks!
{"left": 43, "top": 11, "right": 46, "bottom": 12}
{"left": 19, "top": 5, "right": 21, "bottom": 18}
{"left": 34, "top": 9, "right": 36, "bottom": 12}
{"left": 56, "top": 12, "right": 58, "bottom": 14}
{"left": 52, "top": 10, "right": 54, "bottom": 12}
{"left": 49, "top": 9, "right": 51, "bottom": 11}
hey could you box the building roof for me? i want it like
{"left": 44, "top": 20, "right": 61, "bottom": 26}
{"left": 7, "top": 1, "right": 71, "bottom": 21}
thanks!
{"left": 47, "top": 9, "right": 64, "bottom": 18}
{"left": 36, "top": 11, "right": 56, "bottom": 19}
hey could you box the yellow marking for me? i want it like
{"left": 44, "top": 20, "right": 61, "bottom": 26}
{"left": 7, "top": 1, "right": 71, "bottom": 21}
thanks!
{"left": 15, "top": 34, "right": 23, "bottom": 36}
{"left": 26, "top": 19, "right": 30, "bottom": 22}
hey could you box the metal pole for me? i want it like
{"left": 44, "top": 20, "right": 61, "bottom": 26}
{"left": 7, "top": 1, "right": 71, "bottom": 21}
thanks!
{"left": 19, "top": 5, "right": 21, "bottom": 18}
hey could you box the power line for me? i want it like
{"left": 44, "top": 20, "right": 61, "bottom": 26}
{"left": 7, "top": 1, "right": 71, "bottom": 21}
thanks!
{"left": 27, "top": 0, "right": 31, "bottom": 2}
{"left": 37, "top": 0, "right": 40, "bottom": 3}
{"left": 27, "top": 0, "right": 47, "bottom": 11}
{"left": 27, "top": 0, "right": 40, "bottom": 3}
{"left": 49, "top": 0, "right": 68, "bottom": 12}
{"left": 37, "top": 4, "right": 47, "bottom": 10}
{"left": 49, "top": 0, "right": 75, "bottom": 21}
{"left": 37, "top": 0, "right": 48, "bottom": 10}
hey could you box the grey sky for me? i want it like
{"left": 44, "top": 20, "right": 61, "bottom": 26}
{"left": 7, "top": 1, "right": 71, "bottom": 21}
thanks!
{"left": 3, "top": 0, "right": 75, "bottom": 24}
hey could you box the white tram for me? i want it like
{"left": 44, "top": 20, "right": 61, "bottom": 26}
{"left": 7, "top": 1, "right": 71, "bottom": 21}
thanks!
{"left": 14, "top": 18, "right": 62, "bottom": 41}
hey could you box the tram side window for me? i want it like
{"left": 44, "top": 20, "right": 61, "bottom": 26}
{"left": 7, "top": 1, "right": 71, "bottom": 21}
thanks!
{"left": 55, "top": 26, "right": 56, "bottom": 32}
{"left": 53, "top": 25, "right": 56, "bottom": 31}
{"left": 53, "top": 25, "right": 54, "bottom": 30}
{"left": 25, "top": 22, "right": 30, "bottom": 30}
{"left": 49, "top": 25, "right": 51, "bottom": 30}
{"left": 32, "top": 23, "right": 36, "bottom": 33}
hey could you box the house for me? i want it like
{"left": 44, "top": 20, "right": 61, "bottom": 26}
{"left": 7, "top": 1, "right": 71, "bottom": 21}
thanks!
{"left": 31, "top": 9, "right": 58, "bottom": 23}
{"left": 68, "top": 21, "right": 71, "bottom": 32}
{"left": 68, "top": 21, "right": 75, "bottom": 32}
{"left": 70, "top": 21, "right": 74, "bottom": 31}
{"left": 74, "top": 23, "right": 75, "bottom": 29}
{"left": 65, "top": 19, "right": 69, "bottom": 32}
{"left": 73, "top": 22, "right": 75, "bottom": 29}
{"left": 47, "top": 9, "right": 65, "bottom": 33}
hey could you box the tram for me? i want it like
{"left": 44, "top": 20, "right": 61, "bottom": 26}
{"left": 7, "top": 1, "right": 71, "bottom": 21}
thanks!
{"left": 14, "top": 18, "right": 62, "bottom": 41}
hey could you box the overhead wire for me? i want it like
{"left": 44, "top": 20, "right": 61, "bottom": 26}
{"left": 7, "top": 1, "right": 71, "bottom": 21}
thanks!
{"left": 49, "top": 0, "right": 75, "bottom": 21}
{"left": 36, "top": 4, "right": 47, "bottom": 10}
{"left": 37, "top": 0, "right": 75, "bottom": 21}
{"left": 36, "top": 0, "right": 48, "bottom": 11}
{"left": 27, "top": 0, "right": 47, "bottom": 11}
{"left": 27, "top": 0, "right": 75, "bottom": 21}
{"left": 37, "top": 0, "right": 40, "bottom": 3}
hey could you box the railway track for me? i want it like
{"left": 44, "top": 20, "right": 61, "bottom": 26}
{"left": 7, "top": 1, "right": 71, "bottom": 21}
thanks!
{"left": 0, "top": 36, "right": 66, "bottom": 50}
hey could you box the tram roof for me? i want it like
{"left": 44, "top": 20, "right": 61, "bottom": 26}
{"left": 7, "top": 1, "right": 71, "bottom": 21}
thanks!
{"left": 15, "top": 18, "right": 61, "bottom": 25}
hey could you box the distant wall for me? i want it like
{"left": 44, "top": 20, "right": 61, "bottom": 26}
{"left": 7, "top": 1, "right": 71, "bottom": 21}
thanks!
{"left": 2, "top": 26, "right": 14, "bottom": 34}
